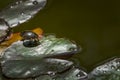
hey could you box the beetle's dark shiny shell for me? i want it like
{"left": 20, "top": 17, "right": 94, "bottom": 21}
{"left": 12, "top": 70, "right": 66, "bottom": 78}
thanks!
{"left": 20, "top": 31, "right": 40, "bottom": 47}
{"left": 23, "top": 39, "right": 40, "bottom": 47}
{"left": 20, "top": 31, "right": 38, "bottom": 40}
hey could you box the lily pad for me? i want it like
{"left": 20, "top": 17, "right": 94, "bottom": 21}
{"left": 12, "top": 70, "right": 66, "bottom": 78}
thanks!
{"left": 1, "top": 35, "right": 80, "bottom": 79}
{"left": 0, "top": 0, "right": 47, "bottom": 28}
{"left": 88, "top": 57, "right": 120, "bottom": 80}
{"left": 35, "top": 67, "right": 88, "bottom": 80}
{"left": 1, "top": 35, "right": 79, "bottom": 60}
{"left": 1, "top": 59, "right": 73, "bottom": 78}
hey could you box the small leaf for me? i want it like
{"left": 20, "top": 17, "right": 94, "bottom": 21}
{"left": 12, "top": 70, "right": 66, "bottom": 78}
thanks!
{"left": 88, "top": 57, "right": 120, "bottom": 80}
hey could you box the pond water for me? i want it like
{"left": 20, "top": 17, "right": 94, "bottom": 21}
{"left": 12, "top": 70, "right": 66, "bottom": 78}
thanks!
{"left": 0, "top": 0, "right": 120, "bottom": 72}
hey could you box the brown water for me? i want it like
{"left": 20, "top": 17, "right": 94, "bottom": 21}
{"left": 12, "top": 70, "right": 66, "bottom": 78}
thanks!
{"left": 0, "top": 0, "right": 120, "bottom": 71}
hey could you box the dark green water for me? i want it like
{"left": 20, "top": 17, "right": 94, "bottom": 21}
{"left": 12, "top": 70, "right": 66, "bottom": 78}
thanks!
{"left": 0, "top": 0, "right": 120, "bottom": 71}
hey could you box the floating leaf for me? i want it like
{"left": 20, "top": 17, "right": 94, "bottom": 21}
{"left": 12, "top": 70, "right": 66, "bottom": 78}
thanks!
{"left": 1, "top": 59, "right": 73, "bottom": 78}
{"left": 1, "top": 35, "right": 80, "bottom": 79}
{"left": 0, "top": 0, "right": 47, "bottom": 28}
{"left": 88, "top": 57, "right": 120, "bottom": 80}
{"left": 35, "top": 67, "right": 88, "bottom": 80}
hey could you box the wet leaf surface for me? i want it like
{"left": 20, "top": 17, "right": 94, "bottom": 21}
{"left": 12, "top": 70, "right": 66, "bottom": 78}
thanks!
{"left": 88, "top": 57, "right": 120, "bottom": 80}
{"left": 0, "top": 0, "right": 47, "bottom": 28}
{"left": 35, "top": 67, "right": 87, "bottom": 80}
{"left": 1, "top": 35, "right": 80, "bottom": 79}
{"left": 1, "top": 59, "right": 73, "bottom": 78}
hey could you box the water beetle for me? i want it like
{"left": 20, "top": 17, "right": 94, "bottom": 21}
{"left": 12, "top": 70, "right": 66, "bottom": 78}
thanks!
{"left": 20, "top": 31, "right": 40, "bottom": 47}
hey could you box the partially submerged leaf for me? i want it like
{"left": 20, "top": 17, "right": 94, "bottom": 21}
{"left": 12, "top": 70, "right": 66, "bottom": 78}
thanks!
{"left": 88, "top": 57, "right": 120, "bottom": 80}
{"left": 1, "top": 35, "right": 80, "bottom": 79}
{"left": 1, "top": 59, "right": 73, "bottom": 78}
{"left": 35, "top": 67, "right": 88, "bottom": 80}
{"left": 0, "top": 0, "right": 47, "bottom": 28}
{"left": 1, "top": 35, "right": 79, "bottom": 60}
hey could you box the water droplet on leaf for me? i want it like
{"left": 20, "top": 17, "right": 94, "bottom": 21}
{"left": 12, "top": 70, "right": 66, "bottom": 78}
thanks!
{"left": 33, "top": 1, "right": 39, "bottom": 5}
{"left": 69, "top": 47, "right": 75, "bottom": 51}
{"left": 47, "top": 71, "right": 56, "bottom": 76}
{"left": 16, "top": 2, "right": 19, "bottom": 5}
{"left": 10, "top": 6, "right": 13, "bottom": 8}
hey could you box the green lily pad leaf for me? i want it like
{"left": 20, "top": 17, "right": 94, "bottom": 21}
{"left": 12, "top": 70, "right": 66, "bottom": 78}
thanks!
{"left": 1, "top": 35, "right": 80, "bottom": 79}
{"left": 0, "top": 0, "right": 47, "bottom": 28}
{"left": 1, "top": 58, "right": 73, "bottom": 78}
{"left": 35, "top": 67, "right": 87, "bottom": 80}
{"left": 1, "top": 35, "right": 80, "bottom": 61}
{"left": 88, "top": 57, "right": 120, "bottom": 80}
